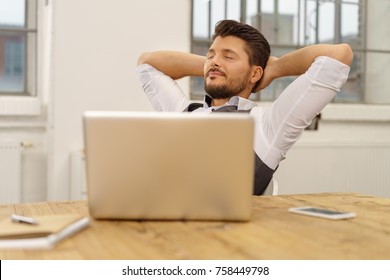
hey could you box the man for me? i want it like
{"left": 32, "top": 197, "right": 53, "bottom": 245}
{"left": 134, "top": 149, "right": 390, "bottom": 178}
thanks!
{"left": 137, "top": 20, "right": 353, "bottom": 195}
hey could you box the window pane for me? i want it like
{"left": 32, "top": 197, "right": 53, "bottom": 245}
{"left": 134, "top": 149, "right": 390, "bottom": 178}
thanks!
{"left": 305, "top": 0, "right": 318, "bottom": 44}
{"left": 343, "top": 0, "right": 359, "bottom": 3}
{"left": 318, "top": 1, "right": 335, "bottom": 43}
{"left": 258, "top": 0, "right": 298, "bottom": 45}
{"left": 211, "top": 0, "right": 226, "bottom": 33}
{"left": 0, "top": 0, "right": 33, "bottom": 95}
{"left": 0, "top": 0, "right": 25, "bottom": 28}
{"left": 341, "top": 3, "right": 360, "bottom": 45}
{"left": 227, "top": 0, "right": 240, "bottom": 21}
{"left": 0, "top": 32, "right": 25, "bottom": 92}
{"left": 259, "top": 1, "right": 276, "bottom": 44}
{"left": 246, "top": 0, "right": 258, "bottom": 25}
{"left": 193, "top": 0, "right": 210, "bottom": 38}
{"left": 277, "top": 0, "right": 298, "bottom": 45}
{"left": 261, "top": 0, "right": 274, "bottom": 13}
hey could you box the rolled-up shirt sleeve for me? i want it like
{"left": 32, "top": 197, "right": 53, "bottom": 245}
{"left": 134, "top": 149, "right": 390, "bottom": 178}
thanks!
{"left": 136, "top": 64, "right": 191, "bottom": 112}
{"left": 252, "top": 56, "right": 351, "bottom": 170}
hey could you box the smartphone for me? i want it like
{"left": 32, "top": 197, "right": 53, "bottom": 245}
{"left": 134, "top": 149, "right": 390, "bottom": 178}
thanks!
{"left": 288, "top": 206, "right": 356, "bottom": 220}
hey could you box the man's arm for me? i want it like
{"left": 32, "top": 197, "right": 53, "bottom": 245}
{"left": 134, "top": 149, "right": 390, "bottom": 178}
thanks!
{"left": 256, "top": 43, "right": 353, "bottom": 91}
{"left": 137, "top": 51, "right": 206, "bottom": 80}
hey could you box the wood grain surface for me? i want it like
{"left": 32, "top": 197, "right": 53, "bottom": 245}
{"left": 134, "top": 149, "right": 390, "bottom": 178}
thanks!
{"left": 1, "top": 193, "right": 390, "bottom": 260}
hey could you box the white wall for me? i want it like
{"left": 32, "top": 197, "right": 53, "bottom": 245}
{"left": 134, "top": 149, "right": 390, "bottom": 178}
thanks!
{"left": 47, "top": 0, "right": 191, "bottom": 200}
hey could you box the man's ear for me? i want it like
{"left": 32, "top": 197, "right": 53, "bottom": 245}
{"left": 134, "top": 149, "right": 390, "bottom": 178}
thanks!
{"left": 251, "top": 66, "right": 263, "bottom": 84}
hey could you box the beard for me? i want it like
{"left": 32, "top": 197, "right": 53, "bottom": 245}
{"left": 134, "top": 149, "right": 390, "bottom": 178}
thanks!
{"left": 204, "top": 83, "right": 245, "bottom": 99}
{"left": 204, "top": 70, "right": 251, "bottom": 100}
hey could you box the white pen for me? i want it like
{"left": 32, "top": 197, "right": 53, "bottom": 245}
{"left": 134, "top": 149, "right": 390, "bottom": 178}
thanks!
{"left": 11, "top": 214, "right": 39, "bottom": 225}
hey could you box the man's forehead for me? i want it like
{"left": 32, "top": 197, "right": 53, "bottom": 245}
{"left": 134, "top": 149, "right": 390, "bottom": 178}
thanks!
{"left": 208, "top": 47, "right": 237, "bottom": 54}
{"left": 209, "top": 36, "right": 250, "bottom": 56}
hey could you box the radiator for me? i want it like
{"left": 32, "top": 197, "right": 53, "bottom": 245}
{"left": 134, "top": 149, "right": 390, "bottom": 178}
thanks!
{"left": 0, "top": 141, "right": 22, "bottom": 203}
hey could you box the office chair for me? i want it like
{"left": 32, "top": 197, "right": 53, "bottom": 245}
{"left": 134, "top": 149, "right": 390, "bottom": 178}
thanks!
{"left": 263, "top": 178, "right": 279, "bottom": 196}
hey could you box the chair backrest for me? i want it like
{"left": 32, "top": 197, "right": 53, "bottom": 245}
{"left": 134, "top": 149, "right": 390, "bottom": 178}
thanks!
{"left": 263, "top": 178, "right": 279, "bottom": 196}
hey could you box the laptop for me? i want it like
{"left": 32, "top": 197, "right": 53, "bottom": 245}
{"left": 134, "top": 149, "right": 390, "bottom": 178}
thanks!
{"left": 83, "top": 111, "right": 254, "bottom": 221}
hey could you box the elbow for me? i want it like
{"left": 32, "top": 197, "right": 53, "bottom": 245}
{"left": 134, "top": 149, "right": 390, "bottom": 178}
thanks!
{"left": 137, "top": 52, "right": 152, "bottom": 66}
{"left": 337, "top": 43, "right": 353, "bottom": 67}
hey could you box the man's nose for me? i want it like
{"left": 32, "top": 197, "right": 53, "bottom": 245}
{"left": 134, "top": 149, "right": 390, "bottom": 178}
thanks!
{"left": 209, "top": 55, "right": 221, "bottom": 68}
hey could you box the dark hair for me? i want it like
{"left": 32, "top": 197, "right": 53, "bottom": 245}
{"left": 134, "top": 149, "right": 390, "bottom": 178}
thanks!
{"left": 212, "top": 20, "right": 270, "bottom": 70}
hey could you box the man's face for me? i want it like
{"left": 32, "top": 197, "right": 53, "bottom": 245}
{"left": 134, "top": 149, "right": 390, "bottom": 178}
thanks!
{"left": 204, "top": 36, "right": 253, "bottom": 100}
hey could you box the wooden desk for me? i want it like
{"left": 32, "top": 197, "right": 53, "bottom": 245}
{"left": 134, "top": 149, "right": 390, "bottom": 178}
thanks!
{"left": 1, "top": 192, "right": 390, "bottom": 260}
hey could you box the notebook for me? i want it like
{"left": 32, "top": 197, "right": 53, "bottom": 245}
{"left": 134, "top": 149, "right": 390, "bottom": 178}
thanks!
{"left": 0, "top": 214, "right": 89, "bottom": 249}
{"left": 83, "top": 111, "right": 254, "bottom": 221}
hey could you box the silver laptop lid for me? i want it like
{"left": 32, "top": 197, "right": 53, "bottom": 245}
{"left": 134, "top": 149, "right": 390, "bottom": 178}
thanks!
{"left": 83, "top": 111, "right": 254, "bottom": 221}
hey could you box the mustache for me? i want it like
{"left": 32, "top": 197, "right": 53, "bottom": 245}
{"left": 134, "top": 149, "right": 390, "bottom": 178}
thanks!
{"left": 206, "top": 68, "right": 226, "bottom": 77}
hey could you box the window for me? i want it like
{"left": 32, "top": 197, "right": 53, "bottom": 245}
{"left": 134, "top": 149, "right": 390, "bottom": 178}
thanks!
{"left": 0, "top": 0, "right": 37, "bottom": 96}
{"left": 191, "top": 0, "right": 390, "bottom": 105}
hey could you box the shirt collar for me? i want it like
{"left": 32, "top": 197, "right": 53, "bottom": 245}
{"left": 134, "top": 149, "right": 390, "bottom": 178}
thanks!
{"left": 203, "top": 95, "right": 257, "bottom": 111}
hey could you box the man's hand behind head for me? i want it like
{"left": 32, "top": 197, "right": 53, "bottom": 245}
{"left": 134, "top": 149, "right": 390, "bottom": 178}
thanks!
{"left": 254, "top": 56, "right": 279, "bottom": 92}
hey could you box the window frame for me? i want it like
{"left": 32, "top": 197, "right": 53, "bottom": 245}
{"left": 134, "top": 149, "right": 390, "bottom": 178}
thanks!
{"left": 0, "top": 0, "right": 37, "bottom": 97}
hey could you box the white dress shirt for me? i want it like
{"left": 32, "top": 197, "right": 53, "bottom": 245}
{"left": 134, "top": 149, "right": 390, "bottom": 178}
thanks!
{"left": 137, "top": 56, "right": 350, "bottom": 170}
